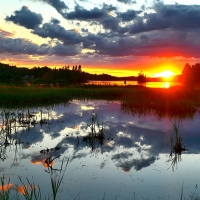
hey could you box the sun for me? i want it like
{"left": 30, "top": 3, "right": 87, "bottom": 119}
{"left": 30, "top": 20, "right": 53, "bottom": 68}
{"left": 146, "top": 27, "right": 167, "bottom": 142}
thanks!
{"left": 154, "top": 70, "right": 175, "bottom": 78}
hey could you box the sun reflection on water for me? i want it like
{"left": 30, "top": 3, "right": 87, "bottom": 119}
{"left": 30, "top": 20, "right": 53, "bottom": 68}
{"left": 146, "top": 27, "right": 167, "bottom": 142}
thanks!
{"left": 164, "top": 82, "right": 170, "bottom": 88}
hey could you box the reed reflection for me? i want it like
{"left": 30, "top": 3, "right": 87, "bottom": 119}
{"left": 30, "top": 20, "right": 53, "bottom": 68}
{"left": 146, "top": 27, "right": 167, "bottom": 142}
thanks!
{"left": 167, "top": 122, "right": 187, "bottom": 171}
{"left": 120, "top": 86, "right": 200, "bottom": 120}
{"left": 0, "top": 108, "right": 54, "bottom": 162}
{"left": 82, "top": 112, "right": 113, "bottom": 152}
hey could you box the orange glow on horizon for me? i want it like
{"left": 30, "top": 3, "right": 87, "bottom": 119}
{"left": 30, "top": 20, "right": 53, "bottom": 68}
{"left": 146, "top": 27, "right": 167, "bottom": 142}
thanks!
{"left": 154, "top": 70, "right": 175, "bottom": 78}
{"left": 0, "top": 57, "right": 183, "bottom": 78}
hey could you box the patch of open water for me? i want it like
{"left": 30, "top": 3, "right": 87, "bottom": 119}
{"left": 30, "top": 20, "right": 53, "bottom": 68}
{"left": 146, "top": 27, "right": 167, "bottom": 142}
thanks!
{"left": 0, "top": 100, "right": 200, "bottom": 199}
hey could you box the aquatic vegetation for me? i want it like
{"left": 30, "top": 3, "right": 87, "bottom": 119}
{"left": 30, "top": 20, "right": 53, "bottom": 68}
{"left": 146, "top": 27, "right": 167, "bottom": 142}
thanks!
{"left": 46, "top": 157, "right": 69, "bottom": 200}
{"left": 82, "top": 112, "right": 113, "bottom": 151}
{"left": 1, "top": 84, "right": 200, "bottom": 120}
{"left": 121, "top": 86, "right": 199, "bottom": 119}
{"left": 167, "top": 122, "right": 187, "bottom": 171}
{"left": 168, "top": 122, "right": 187, "bottom": 155}
{"left": 16, "top": 176, "right": 41, "bottom": 200}
{"left": 0, "top": 156, "right": 68, "bottom": 200}
{"left": 1, "top": 101, "right": 200, "bottom": 199}
{"left": 0, "top": 176, "right": 12, "bottom": 200}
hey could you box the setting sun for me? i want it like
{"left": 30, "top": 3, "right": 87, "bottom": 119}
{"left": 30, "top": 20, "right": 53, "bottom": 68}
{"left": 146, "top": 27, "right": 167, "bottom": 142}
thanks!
{"left": 154, "top": 70, "right": 175, "bottom": 78}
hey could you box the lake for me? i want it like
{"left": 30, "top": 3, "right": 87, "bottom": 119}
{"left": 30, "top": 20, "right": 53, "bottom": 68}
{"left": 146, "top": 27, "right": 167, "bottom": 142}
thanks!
{"left": 0, "top": 100, "right": 200, "bottom": 200}
{"left": 86, "top": 81, "right": 181, "bottom": 88}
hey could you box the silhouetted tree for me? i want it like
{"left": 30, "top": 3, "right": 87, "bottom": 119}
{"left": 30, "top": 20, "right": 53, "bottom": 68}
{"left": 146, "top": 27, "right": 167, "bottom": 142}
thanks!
{"left": 78, "top": 65, "right": 82, "bottom": 71}
{"left": 137, "top": 71, "right": 146, "bottom": 83}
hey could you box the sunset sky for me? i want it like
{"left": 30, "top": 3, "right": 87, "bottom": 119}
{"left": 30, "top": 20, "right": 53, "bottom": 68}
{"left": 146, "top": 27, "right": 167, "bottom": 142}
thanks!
{"left": 0, "top": 0, "right": 200, "bottom": 77}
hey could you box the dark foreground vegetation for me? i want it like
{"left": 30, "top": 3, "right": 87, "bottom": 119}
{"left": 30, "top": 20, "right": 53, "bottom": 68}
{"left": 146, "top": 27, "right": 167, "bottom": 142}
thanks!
{"left": 0, "top": 84, "right": 200, "bottom": 119}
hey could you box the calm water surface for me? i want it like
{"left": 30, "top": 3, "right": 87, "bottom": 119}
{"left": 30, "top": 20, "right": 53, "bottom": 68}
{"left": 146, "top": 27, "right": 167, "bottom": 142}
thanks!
{"left": 87, "top": 81, "right": 181, "bottom": 88}
{"left": 0, "top": 100, "right": 200, "bottom": 200}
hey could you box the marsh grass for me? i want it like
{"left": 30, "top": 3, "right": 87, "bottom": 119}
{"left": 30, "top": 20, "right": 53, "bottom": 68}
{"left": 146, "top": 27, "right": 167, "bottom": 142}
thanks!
{"left": 0, "top": 176, "right": 197, "bottom": 200}
{"left": 121, "top": 86, "right": 199, "bottom": 119}
{"left": 0, "top": 176, "right": 12, "bottom": 200}
{"left": 0, "top": 155, "right": 68, "bottom": 200}
{"left": 1, "top": 85, "right": 200, "bottom": 119}
{"left": 45, "top": 156, "right": 69, "bottom": 200}
{"left": 16, "top": 176, "right": 41, "bottom": 200}
{"left": 0, "top": 85, "right": 126, "bottom": 108}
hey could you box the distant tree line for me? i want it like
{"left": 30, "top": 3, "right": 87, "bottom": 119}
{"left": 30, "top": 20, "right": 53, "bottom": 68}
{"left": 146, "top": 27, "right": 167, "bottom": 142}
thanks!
{"left": 182, "top": 63, "right": 200, "bottom": 84}
{"left": 0, "top": 62, "right": 139, "bottom": 84}
{"left": 0, "top": 62, "right": 86, "bottom": 84}
{"left": 2, "top": 61, "right": 198, "bottom": 85}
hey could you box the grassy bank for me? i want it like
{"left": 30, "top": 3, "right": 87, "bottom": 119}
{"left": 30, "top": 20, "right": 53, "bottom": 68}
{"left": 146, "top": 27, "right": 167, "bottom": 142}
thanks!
{"left": 0, "top": 84, "right": 129, "bottom": 107}
{"left": 0, "top": 84, "right": 200, "bottom": 115}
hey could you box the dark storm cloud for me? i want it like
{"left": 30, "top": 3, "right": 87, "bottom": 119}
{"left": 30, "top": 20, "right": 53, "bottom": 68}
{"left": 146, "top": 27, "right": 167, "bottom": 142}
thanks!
{"left": 0, "top": 36, "right": 48, "bottom": 55}
{"left": 63, "top": 5, "right": 109, "bottom": 20}
{"left": 44, "top": 0, "right": 68, "bottom": 13}
{"left": 101, "top": 16, "right": 120, "bottom": 31}
{"left": 0, "top": 35, "right": 80, "bottom": 56}
{"left": 117, "top": 9, "right": 140, "bottom": 22}
{"left": 117, "top": 0, "right": 136, "bottom": 4}
{"left": 27, "top": 0, "right": 68, "bottom": 13}
{"left": 84, "top": 29, "right": 200, "bottom": 58}
{"left": 113, "top": 155, "right": 157, "bottom": 171}
{"left": 5, "top": 6, "right": 43, "bottom": 29}
{"left": 129, "top": 3, "right": 200, "bottom": 34}
{"left": 50, "top": 42, "right": 81, "bottom": 56}
{"left": 32, "top": 19, "right": 83, "bottom": 45}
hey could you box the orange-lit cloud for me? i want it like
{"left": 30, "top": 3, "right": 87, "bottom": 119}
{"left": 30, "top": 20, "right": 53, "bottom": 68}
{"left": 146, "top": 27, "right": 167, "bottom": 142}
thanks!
{"left": 121, "top": 168, "right": 130, "bottom": 172}
{"left": 31, "top": 160, "right": 41, "bottom": 165}
{"left": 42, "top": 159, "right": 55, "bottom": 168}
{"left": 16, "top": 185, "right": 38, "bottom": 195}
{"left": 31, "top": 158, "right": 55, "bottom": 168}
{"left": 74, "top": 125, "right": 79, "bottom": 129}
{"left": 0, "top": 183, "right": 13, "bottom": 191}
{"left": 0, "top": 28, "right": 15, "bottom": 37}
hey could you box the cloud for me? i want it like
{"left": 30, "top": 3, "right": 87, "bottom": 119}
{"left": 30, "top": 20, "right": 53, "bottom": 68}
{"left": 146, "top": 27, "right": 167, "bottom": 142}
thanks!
{"left": 82, "top": 28, "right": 200, "bottom": 58}
{"left": 101, "top": 16, "right": 120, "bottom": 31}
{"left": 112, "top": 152, "right": 157, "bottom": 171}
{"left": 117, "top": 0, "right": 136, "bottom": 4}
{"left": 117, "top": 9, "right": 140, "bottom": 22}
{"left": 50, "top": 42, "right": 81, "bottom": 56}
{"left": 27, "top": 0, "right": 68, "bottom": 13}
{"left": 5, "top": 6, "right": 43, "bottom": 29}
{"left": 0, "top": 36, "right": 48, "bottom": 55}
{"left": 32, "top": 19, "right": 83, "bottom": 45}
{"left": 0, "top": 28, "right": 15, "bottom": 37}
{"left": 63, "top": 5, "right": 108, "bottom": 20}
{"left": 0, "top": 34, "right": 80, "bottom": 56}
{"left": 129, "top": 3, "right": 200, "bottom": 34}
{"left": 3, "top": 2, "right": 200, "bottom": 59}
